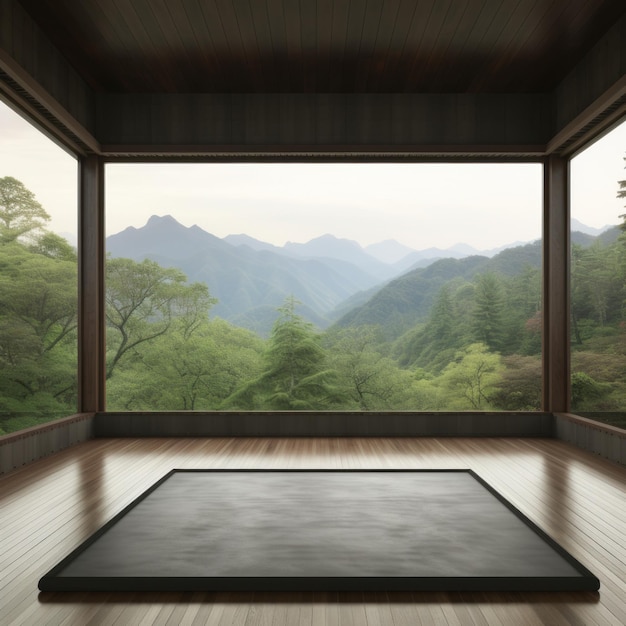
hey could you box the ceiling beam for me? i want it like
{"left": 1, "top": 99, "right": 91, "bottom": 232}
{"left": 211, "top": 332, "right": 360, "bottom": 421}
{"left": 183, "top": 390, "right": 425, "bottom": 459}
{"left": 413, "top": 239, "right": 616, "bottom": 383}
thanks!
{"left": 96, "top": 93, "right": 551, "bottom": 157}
{"left": 0, "top": 0, "right": 99, "bottom": 154}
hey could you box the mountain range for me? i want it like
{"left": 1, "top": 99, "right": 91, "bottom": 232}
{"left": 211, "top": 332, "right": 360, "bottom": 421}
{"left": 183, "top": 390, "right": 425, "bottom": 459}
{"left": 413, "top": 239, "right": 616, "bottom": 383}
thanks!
{"left": 106, "top": 215, "right": 618, "bottom": 335}
{"left": 108, "top": 216, "right": 390, "bottom": 333}
{"left": 334, "top": 242, "right": 544, "bottom": 339}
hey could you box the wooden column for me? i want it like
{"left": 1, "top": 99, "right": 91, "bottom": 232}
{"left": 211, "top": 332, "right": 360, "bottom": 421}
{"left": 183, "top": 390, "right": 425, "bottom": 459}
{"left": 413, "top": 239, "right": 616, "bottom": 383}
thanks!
{"left": 78, "top": 155, "right": 105, "bottom": 412}
{"left": 543, "top": 156, "right": 570, "bottom": 412}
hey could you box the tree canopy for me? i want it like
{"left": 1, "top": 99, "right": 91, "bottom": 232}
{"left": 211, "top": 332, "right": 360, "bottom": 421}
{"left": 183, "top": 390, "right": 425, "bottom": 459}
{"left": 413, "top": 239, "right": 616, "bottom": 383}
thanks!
{"left": 3, "top": 170, "right": 626, "bottom": 435}
{"left": 0, "top": 176, "right": 50, "bottom": 243}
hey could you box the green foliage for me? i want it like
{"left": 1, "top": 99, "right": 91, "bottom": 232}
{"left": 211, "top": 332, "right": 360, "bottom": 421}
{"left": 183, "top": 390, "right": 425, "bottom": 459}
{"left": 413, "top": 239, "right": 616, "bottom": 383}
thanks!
{"left": 571, "top": 372, "right": 612, "bottom": 411}
{"left": 472, "top": 273, "right": 506, "bottom": 352}
{"left": 6, "top": 166, "right": 626, "bottom": 427}
{"left": 0, "top": 182, "right": 78, "bottom": 430}
{"left": 0, "top": 229, "right": 77, "bottom": 424}
{"left": 490, "top": 355, "right": 542, "bottom": 410}
{"left": 107, "top": 318, "right": 264, "bottom": 410}
{"left": 335, "top": 242, "right": 542, "bottom": 342}
{"left": 325, "top": 326, "right": 415, "bottom": 409}
{"left": 395, "top": 281, "right": 470, "bottom": 371}
{"left": 224, "top": 297, "right": 339, "bottom": 409}
{"left": 437, "top": 343, "right": 503, "bottom": 410}
{"left": 335, "top": 255, "right": 488, "bottom": 339}
{"left": 29, "top": 232, "right": 76, "bottom": 261}
{"left": 0, "top": 176, "right": 50, "bottom": 243}
{"left": 571, "top": 242, "right": 623, "bottom": 332}
{"left": 105, "top": 257, "right": 215, "bottom": 379}
{"left": 503, "top": 266, "right": 541, "bottom": 355}
{"left": 0, "top": 243, "right": 77, "bottom": 353}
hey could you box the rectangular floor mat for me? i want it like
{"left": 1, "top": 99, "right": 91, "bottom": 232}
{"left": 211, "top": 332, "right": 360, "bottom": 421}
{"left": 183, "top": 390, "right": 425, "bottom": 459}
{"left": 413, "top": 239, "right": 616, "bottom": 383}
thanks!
{"left": 39, "top": 470, "right": 600, "bottom": 592}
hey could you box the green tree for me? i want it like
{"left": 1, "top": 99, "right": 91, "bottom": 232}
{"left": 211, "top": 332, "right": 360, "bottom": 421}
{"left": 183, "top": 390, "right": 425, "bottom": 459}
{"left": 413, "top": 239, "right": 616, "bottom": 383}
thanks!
{"left": 472, "top": 273, "right": 506, "bottom": 352}
{"left": 105, "top": 257, "right": 213, "bottom": 379}
{"left": 225, "top": 297, "right": 338, "bottom": 409}
{"left": 0, "top": 243, "right": 77, "bottom": 355}
{"left": 0, "top": 178, "right": 78, "bottom": 429}
{"left": 438, "top": 343, "right": 502, "bottom": 410}
{"left": 29, "top": 231, "right": 76, "bottom": 262}
{"left": 571, "top": 371, "right": 612, "bottom": 410}
{"left": 326, "top": 326, "right": 415, "bottom": 409}
{"left": 503, "top": 265, "right": 541, "bottom": 354}
{"left": 107, "top": 317, "right": 264, "bottom": 410}
{"left": 0, "top": 176, "right": 50, "bottom": 243}
{"left": 491, "top": 354, "right": 542, "bottom": 410}
{"left": 395, "top": 281, "right": 470, "bottom": 372}
{"left": 573, "top": 241, "right": 621, "bottom": 327}
{"left": 0, "top": 242, "right": 77, "bottom": 402}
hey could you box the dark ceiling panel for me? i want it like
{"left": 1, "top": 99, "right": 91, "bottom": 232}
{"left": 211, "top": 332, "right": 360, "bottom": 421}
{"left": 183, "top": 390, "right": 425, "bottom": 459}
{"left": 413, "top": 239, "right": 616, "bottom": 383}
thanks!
{"left": 16, "top": 0, "right": 626, "bottom": 94}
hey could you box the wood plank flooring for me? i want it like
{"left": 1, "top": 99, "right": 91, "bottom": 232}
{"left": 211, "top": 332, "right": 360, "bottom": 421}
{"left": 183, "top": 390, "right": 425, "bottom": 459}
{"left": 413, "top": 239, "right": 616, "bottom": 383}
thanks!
{"left": 1, "top": 437, "right": 625, "bottom": 625}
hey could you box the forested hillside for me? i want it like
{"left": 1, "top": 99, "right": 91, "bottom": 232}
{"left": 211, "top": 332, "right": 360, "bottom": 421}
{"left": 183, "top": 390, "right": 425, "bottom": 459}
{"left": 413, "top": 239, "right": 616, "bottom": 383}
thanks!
{"left": 106, "top": 215, "right": 531, "bottom": 335}
{"left": 107, "top": 215, "right": 389, "bottom": 334}
{"left": 0, "top": 177, "right": 78, "bottom": 432}
{"left": 2, "top": 174, "right": 625, "bottom": 434}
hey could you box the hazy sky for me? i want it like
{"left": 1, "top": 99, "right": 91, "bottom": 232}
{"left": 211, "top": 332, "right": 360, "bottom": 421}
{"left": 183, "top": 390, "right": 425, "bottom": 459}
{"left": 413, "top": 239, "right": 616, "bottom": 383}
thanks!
{"left": 1, "top": 99, "right": 625, "bottom": 250}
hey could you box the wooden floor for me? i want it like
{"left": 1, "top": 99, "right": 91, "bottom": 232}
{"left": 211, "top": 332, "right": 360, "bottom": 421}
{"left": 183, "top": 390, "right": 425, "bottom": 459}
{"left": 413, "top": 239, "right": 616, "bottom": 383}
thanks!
{"left": 1, "top": 437, "right": 625, "bottom": 625}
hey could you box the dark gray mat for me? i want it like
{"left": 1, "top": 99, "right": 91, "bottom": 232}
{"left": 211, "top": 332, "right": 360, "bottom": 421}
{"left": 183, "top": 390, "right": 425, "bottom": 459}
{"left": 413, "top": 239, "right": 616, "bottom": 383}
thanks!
{"left": 39, "top": 470, "right": 599, "bottom": 592}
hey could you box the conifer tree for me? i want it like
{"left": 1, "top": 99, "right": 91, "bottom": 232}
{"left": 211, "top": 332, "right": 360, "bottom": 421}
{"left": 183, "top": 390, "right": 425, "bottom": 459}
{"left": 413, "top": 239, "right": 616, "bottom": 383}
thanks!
{"left": 472, "top": 273, "right": 505, "bottom": 352}
{"left": 261, "top": 296, "right": 338, "bottom": 409}
{"left": 222, "top": 296, "right": 339, "bottom": 409}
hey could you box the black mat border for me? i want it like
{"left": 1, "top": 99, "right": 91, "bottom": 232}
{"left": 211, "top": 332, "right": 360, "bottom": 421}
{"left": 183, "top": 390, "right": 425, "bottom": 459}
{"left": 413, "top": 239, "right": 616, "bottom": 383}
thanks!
{"left": 39, "top": 469, "right": 600, "bottom": 592}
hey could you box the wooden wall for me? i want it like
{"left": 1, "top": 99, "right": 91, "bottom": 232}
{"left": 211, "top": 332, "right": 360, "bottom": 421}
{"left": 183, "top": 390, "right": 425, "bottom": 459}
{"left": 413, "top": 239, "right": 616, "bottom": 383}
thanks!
{"left": 0, "top": 0, "right": 96, "bottom": 150}
{"left": 96, "top": 92, "right": 551, "bottom": 155}
{"left": 0, "top": 413, "right": 94, "bottom": 475}
{"left": 554, "top": 13, "right": 626, "bottom": 138}
{"left": 555, "top": 413, "right": 626, "bottom": 466}
{"left": 95, "top": 412, "right": 554, "bottom": 438}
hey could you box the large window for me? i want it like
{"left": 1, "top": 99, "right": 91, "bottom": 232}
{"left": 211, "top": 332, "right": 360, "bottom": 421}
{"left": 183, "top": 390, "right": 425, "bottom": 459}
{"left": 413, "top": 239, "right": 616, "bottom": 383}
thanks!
{"left": 105, "top": 162, "right": 542, "bottom": 412}
{"left": 570, "top": 119, "right": 626, "bottom": 430}
{"left": 0, "top": 100, "right": 78, "bottom": 435}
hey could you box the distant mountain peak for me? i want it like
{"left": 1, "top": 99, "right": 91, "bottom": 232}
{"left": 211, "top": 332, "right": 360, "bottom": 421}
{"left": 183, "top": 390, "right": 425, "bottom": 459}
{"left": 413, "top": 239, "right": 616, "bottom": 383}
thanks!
{"left": 146, "top": 214, "right": 178, "bottom": 226}
{"left": 571, "top": 218, "right": 614, "bottom": 236}
{"left": 365, "top": 239, "right": 415, "bottom": 264}
{"left": 314, "top": 233, "right": 359, "bottom": 245}
{"left": 448, "top": 242, "right": 478, "bottom": 255}
{"left": 286, "top": 233, "right": 362, "bottom": 250}
{"left": 224, "top": 233, "right": 279, "bottom": 252}
{"left": 285, "top": 234, "right": 361, "bottom": 254}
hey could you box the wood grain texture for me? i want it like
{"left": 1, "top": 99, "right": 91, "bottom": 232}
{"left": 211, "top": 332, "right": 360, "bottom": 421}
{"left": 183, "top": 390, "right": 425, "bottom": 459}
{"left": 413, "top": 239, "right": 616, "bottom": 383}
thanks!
{"left": 94, "top": 92, "right": 552, "bottom": 152}
{"left": 78, "top": 155, "right": 106, "bottom": 413}
{"left": 15, "top": 0, "right": 626, "bottom": 95}
{"left": 2, "top": 0, "right": 624, "bottom": 157}
{"left": 1, "top": 437, "right": 624, "bottom": 624}
{"left": 554, "top": 13, "right": 626, "bottom": 134}
{"left": 94, "top": 411, "right": 554, "bottom": 438}
{"left": 543, "top": 156, "right": 570, "bottom": 412}
{"left": 0, "top": 0, "right": 95, "bottom": 135}
{"left": 0, "top": 413, "right": 94, "bottom": 475}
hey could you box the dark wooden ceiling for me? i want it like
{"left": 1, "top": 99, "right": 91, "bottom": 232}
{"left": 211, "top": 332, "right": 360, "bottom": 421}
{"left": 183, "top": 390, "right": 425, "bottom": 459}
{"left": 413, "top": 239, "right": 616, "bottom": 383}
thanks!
{"left": 18, "top": 0, "right": 626, "bottom": 94}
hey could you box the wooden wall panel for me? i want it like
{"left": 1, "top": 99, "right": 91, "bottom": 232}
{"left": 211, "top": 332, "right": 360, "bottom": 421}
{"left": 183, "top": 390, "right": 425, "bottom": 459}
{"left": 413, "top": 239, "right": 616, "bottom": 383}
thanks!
{"left": 554, "top": 13, "right": 626, "bottom": 136}
{"left": 95, "top": 411, "right": 554, "bottom": 438}
{"left": 0, "top": 413, "right": 94, "bottom": 475}
{"left": 0, "top": 0, "right": 95, "bottom": 138}
{"left": 96, "top": 92, "right": 551, "bottom": 154}
{"left": 554, "top": 413, "right": 626, "bottom": 466}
